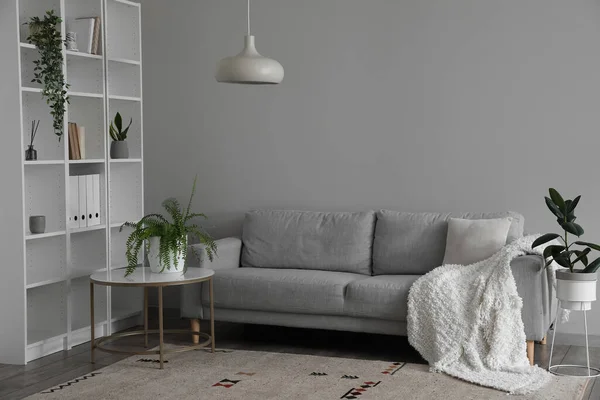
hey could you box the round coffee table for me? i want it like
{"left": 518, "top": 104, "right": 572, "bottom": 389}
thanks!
{"left": 89, "top": 267, "right": 215, "bottom": 369}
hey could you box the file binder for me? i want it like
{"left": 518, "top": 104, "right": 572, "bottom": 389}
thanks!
{"left": 78, "top": 175, "right": 87, "bottom": 228}
{"left": 93, "top": 174, "right": 101, "bottom": 225}
{"left": 69, "top": 176, "right": 79, "bottom": 229}
{"left": 86, "top": 175, "right": 95, "bottom": 227}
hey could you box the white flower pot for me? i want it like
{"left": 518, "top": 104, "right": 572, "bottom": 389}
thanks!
{"left": 556, "top": 270, "right": 597, "bottom": 310}
{"left": 148, "top": 236, "right": 187, "bottom": 274}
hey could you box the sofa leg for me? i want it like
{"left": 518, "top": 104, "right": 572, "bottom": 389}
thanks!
{"left": 539, "top": 335, "right": 547, "bottom": 345}
{"left": 526, "top": 340, "right": 534, "bottom": 365}
{"left": 191, "top": 318, "right": 200, "bottom": 344}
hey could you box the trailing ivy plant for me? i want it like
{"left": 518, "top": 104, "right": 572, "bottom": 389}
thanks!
{"left": 121, "top": 176, "right": 217, "bottom": 276}
{"left": 532, "top": 188, "right": 600, "bottom": 273}
{"left": 26, "top": 10, "right": 69, "bottom": 140}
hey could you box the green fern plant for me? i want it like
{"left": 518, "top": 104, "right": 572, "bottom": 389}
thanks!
{"left": 120, "top": 177, "right": 217, "bottom": 276}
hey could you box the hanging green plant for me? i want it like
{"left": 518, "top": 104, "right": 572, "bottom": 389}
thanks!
{"left": 25, "top": 10, "right": 69, "bottom": 140}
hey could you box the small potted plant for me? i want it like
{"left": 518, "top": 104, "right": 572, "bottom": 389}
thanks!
{"left": 109, "top": 112, "right": 131, "bottom": 159}
{"left": 26, "top": 10, "right": 69, "bottom": 140}
{"left": 25, "top": 120, "right": 40, "bottom": 161}
{"left": 532, "top": 188, "right": 600, "bottom": 310}
{"left": 121, "top": 177, "right": 217, "bottom": 276}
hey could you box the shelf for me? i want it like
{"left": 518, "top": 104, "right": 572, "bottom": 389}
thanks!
{"left": 68, "top": 91, "right": 104, "bottom": 99}
{"left": 24, "top": 160, "right": 64, "bottom": 166}
{"left": 3, "top": 0, "right": 145, "bottom": 365}
{"left": 70, "top": 224, "right": 106, "bottom": 234}
{"left": 110, "top": 158, "right": 141, "bottom": 163}
{"left": 22, "top": 87, "right": 42, "bottom": 93}
{"left": 111, "top": 0, "right": 141, "bottom": 7}
{"left": 66, "top": 50, "right": 103, "bottom": 60}
{"left": 69, "top": 159, "right": 105, "bottom": 164}
{"left": 25, "top": 231, "right": 66, "bottom": 241}
{"left": 108, "top": 57, "right": 140, "bottom": 66}
{"left": 109, "top": 95, "right": 140, "bottom": 102}
{"left": 26, "top": 277, "right": 66, "bottom": 290}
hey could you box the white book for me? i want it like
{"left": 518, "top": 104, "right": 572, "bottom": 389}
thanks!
{"left": 78, "top": 175, "right": 87, "bottom": 228}
{"left": 68, "top": 176, "right": 79, "bottom": 229}
{"left": 69, "top": 18, "right": 94, "bottom": 53}
{"left": 93, "top": 174, "right": 101, "bottom": 225}
{"left": 78, "top": 126, "right": 86, "bottom": 159}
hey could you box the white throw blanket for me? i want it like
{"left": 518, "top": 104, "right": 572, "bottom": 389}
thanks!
{"left": 407, "top": 235, "right": 551, "bottom": 395}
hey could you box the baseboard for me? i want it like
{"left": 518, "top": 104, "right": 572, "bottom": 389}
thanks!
{"left": 549, "top": 331, "right": 600, "bottom": 347}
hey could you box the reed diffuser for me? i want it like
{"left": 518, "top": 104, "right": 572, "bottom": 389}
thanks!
{"left": 25, "top": 120, "right": 40, "bottom": 161}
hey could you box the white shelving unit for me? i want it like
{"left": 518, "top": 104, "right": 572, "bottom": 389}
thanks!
{"left": 0, "top": 0, "right": 143, "bottom": 364}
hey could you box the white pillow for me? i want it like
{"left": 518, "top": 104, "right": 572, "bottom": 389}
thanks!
{"left": 442, "top": 217, "right": 512, "bottom": 265}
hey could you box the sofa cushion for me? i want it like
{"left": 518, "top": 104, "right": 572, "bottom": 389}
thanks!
{"left": 202, "top": 267, "right": 366, "bottom": 316}
{"left": 241, "top": 210, "right": 375, "bottom": 275}
{"left": 442, "top": 217, "right": 512, "bottom": 265}
{"left": 373, "top": 210, "right": 524, "bottom": 275}
{"left": 344, "top": 275, "right": 421, "bottom": 321}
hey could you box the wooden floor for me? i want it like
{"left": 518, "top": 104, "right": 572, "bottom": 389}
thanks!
{"left": 1, "top": 309, "right": 599, "bottom": 399}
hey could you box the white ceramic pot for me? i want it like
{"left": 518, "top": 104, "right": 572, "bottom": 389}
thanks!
{"left": 556, "top": 270, "right": 597, "bottom": 310}
{"left": 148, "top": 236, "right": 187, "bottom": 274}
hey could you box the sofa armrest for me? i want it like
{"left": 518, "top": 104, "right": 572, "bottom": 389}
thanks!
{"left": 511, "top": 254, "right": 555, "bottom": 341}
{"left": 181, "top": 237, "right": 241, "bottom": 319}
{"left": 186, "top": 237, "right": 242, "bottom": 270}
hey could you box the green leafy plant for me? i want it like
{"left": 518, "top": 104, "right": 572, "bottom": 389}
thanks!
{"left": 532, "top": 188, "right": 600, "bottom": 273}
{"left": 25, "top": 10, "right": 69, "bottom": 140}
{"left": 121, "top": 177, "right": 217, "bottom": 276}
{"left": 109, "top": 112, "right": 132, "bottom": 141}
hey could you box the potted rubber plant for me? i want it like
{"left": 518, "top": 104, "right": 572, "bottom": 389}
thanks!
{"left": 109, "top": 112, "right": 131, "bottom": 159}
{"left": 25, "top": 10, "right": 69, "bottom": 140}
{"left": 532, "top": 188, "right": 600, "bottom": 310}
{"left": 121, "top": 177, "right": 217, "bottom": 276}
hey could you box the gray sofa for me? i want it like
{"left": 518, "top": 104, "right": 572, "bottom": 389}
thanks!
{"left": 181, "top": 210, "right": 555, "bottom": 364}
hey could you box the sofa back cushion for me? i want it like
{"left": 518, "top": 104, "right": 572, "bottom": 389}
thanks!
{"left": 372, "top": 210, "right": 524, "bottom": 275}
{"left": 241, "top": 210, "right": 375, "bottom": 275}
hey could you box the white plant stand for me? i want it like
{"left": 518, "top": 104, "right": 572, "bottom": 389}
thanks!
{"left": 548, "top": 301, "right": 600, "bottom": 378}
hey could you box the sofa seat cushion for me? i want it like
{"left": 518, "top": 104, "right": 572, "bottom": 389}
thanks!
{"left": 343, "top": 275, "right": 421, "bottom": 321}
{"left": 241, "top": 210, "right": 375, "bottom": 275}
{"left": 373, "top": 210, "right": 524, "bottom": 275}
{"left": 202, "top": 267, "right": 367, "bottom": 316}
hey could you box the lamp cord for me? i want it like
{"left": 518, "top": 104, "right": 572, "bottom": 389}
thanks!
{"left": 247, "top": 0, "right": 250, "bottom": 35}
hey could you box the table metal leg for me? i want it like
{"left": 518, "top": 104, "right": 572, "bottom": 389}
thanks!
{"left": 90, "top": 281, "right": 95, "bottom": 364}
{"left": 549, "top": 300, "right": 560, "bottom": 370}
{"left": 210, "top": 278, "right": 215, "bottom": 353}
{"left": 158, "top": 286, "right": 164, "bottom": 369}
{"left": 144, "top": 287, "right": 148, "bottom": 348}
{"left": 584, "top": 310, "right": 590, "bottom": 377}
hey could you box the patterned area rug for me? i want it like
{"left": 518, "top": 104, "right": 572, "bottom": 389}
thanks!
{"left": 27, "top": 349, "right": 588, "bottom": 399}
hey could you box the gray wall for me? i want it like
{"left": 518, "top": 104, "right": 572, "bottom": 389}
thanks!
{"left": 140, "top": 0, "right": 600, "bottom": 334}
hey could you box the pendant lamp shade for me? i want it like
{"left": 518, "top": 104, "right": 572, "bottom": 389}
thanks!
{"left": 215, "top": 0, "right": 284, "bottom": 85}
{"left": 216, "top": 36, "right": 284, "bottom": 84}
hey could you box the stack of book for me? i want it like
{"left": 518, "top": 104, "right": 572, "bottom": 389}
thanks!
{"left": 68, "top": 122, "right": 87, "bottom": 160}
{"left": 68, "top": 17, "right": 102, "bottom": 55}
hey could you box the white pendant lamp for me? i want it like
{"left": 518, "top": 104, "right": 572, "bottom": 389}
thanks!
{"left": 215, "top": 0, "right": 284, "bottom": 85}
